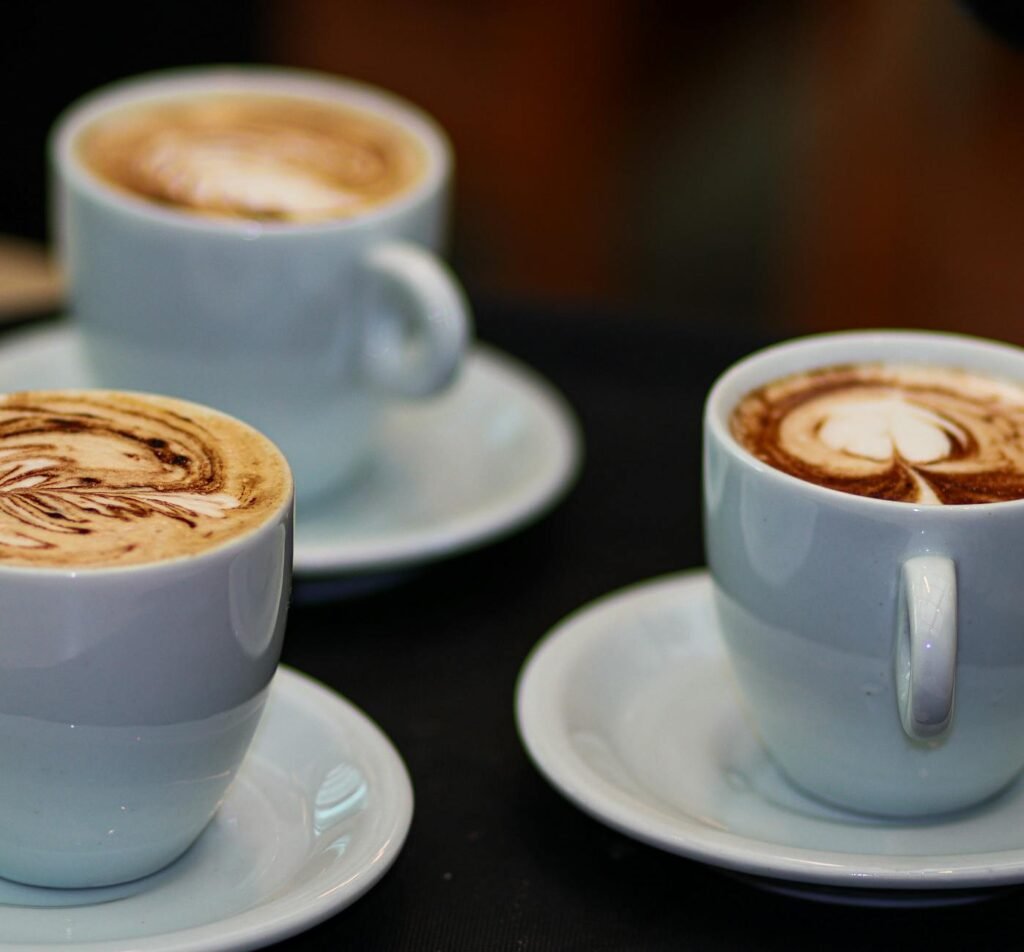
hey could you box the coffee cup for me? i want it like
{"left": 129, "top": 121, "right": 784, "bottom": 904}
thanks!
{"left": 704, "top": 329, "right": 1024, "bottom": 816}
{"left": 50, "top": 66, "right": 471, "bottom": 504}
{"left": 0, "top": 388, "right": 292, "bottom": 887}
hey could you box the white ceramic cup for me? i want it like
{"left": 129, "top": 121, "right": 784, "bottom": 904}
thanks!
{"left": 0, "top": 401, "right": 293, "bottom": 888}
{"left": 704, "top": 330, "right": 1024, "bottom": 817}
{"left": 50, "top": 66, "right": 471, "bottom": 504}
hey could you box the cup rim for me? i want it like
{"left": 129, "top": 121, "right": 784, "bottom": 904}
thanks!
{"left": 50, "top": 64, "right": 452, "bottom": 238}
{"left": 704, "top": 327, "right": 1024, "bottom": 513}
{"left": 0, "top": 388, "right": 295, "bottom": 578}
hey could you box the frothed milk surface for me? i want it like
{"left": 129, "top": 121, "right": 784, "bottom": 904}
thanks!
{"left": 76, "top": 93, "right": 427, "bottom": 222}
{"left": 730, "top": 363, "right": 1024, "bottom": 504}
{"left": 0, "top": 391, "right": 290, "bottom": 568}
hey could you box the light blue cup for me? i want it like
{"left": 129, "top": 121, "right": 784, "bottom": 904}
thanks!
{"left": 0, "top": 399, "right": 293, "bottom": 888}
{"left": 704, "top": 330, "right": 1024, "bottom": 817}
{"left": 51, "top": 66, "right": 471, "bottom": 505}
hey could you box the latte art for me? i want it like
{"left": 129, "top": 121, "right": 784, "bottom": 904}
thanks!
{"left": 729, "top": 364, "right": 1024, "bottom": 504}
{"left": 77, "top": 94, "right": 426, "bottom": 222}
{"left": 0, "top": 391, "right": 290, "bottom": 567}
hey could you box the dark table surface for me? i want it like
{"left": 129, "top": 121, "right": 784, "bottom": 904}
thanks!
{"left": 7, "top": 300, "right": 1017, "bottom": 950}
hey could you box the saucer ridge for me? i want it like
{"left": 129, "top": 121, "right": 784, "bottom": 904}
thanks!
{"left": 515, "top": 569, "right": 1024, "bottom": 905}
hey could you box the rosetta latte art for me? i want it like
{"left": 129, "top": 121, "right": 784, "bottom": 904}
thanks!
{"left": 0, "top": 391, "right": 289, "bottom": 567}
{"left": 729, "top": 364, "right": 1024, "bottom": 504}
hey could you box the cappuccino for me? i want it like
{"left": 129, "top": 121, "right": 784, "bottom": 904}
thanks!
{"left": 76, "top": 92, "right": 427, "bottom": 222}
{"left": 0, "top": 390, "right": 291, "bottom": 567}
{"left": 730, "top": 363, "right": 1024, "bottom": 504}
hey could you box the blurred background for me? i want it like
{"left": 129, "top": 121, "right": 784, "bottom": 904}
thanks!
{"left": 2, "top": 0, "right": 1024, "bottom": 341}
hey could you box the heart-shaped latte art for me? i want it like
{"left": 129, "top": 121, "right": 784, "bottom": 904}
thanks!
{"left": 815, "top": 398, "right": 965, "bottom": 465}
{"left": 730, "top": 364, "right": 1024, "bottom": 504}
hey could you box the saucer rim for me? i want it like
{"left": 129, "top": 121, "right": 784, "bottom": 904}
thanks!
{"left": 0, "top": 664, "right": 414, "bottom": 952}
{"left": 515, "top": 569, "right": 1024, "bottom": 892}
{"left": 293, "top": 343, "right": 583, "bottom": 577}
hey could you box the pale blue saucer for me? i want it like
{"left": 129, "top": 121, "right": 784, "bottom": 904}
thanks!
{"left": 516, "top": 570, "right": 1024, "bottom": 906}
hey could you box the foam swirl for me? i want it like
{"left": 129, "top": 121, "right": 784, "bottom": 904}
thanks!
{"left": 0, "top": 391, "right": 290, "bottom": 567}
{"left": 77, "top": 94, "right": 426, "bottom": 222}
{"left": 729, "top": 364, "right": 1024, "bottom": 505}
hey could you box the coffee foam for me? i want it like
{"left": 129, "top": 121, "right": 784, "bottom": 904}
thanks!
{"left": 76, "top": 93, "right": 427, "bottom": 222}
{"left": 730, "top": 364, "right": 1024, "bottom": 505}
{"left": 0, "top": 391, "right": 291, "bottom": 568}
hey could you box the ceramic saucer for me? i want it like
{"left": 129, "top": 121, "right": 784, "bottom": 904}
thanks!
{"left": 0, "top": 323, "right": 581, "bottom": 589}
{"left": 515, "top": 569, "right": 1024, "bottom": 906}
{"left": 0, "top": 665, "right": 413, "bottom": 950}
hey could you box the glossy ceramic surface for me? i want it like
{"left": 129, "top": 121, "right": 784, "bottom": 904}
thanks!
{"left": 0, "top": 433, "right": 292, "bottom": 887}
{"left": 516, "top": 570, "right": 1024, "bottom": 902}
{"left": 704, "top": 330, "right": 1024, "bottom": 815}
{"left": 0, "top": 665, "right": 413, "bottom": 950}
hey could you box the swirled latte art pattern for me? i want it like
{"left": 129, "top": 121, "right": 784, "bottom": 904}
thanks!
{"left": 77, "top": 93, "right": 427, "bottom": 222}
{"left": 0, "top": 391, "right": 290, "bottom": 567}
{"left": 729, "top": 364, "right": 1024, "bottom": 505}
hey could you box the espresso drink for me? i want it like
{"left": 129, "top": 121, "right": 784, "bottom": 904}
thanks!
{"left": 76, "top": 93, "right": 427, "bottom": 222}
{"left": 0, "top": 390, "right": 291, "bottom": 567}
{"left": 730, "top": 363, "right": 1024, "bottom": 504}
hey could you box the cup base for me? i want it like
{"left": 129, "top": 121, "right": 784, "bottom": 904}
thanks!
{"left": 766, "top": 754, "right": 1023, "bottom": 821}
{"left": 0, "top": 826, "right": 202, "bottom": 891}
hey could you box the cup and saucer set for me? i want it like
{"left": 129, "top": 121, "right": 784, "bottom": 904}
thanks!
{"left": 519, "top": 329, "right": 1024, "bottom": 910}
{"left": 0, "top": 65, "right": 581, "bottom": 950}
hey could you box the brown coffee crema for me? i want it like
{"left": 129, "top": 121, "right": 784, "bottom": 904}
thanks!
{"left": 0, "top": 391, "right": 290, "bottom": 568}
{"left": 729, "top": 364, "right": 1024, "bottom": 505}
{"left": 76, "top": 93, "right": 427, "bottom": 223}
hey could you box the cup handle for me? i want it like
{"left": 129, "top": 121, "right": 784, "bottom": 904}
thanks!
{"left": 359, "top": 240, "right": 471, "bottom": 398}
{"left": 896, "top": 556, "right": 957, "bottom": 740}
